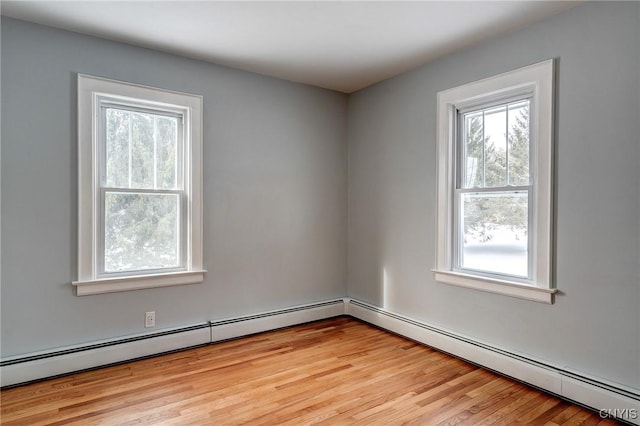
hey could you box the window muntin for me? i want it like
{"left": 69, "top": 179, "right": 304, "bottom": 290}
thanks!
{"left": 454, "top": 99, "right": 532, "bottom": 281}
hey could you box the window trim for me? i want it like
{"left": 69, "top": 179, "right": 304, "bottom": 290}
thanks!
{"left": 74, "top": 74, "right": 205, "bottom": 296}
{"left": 433, "top": 60, "right": 556, "bottom": 304}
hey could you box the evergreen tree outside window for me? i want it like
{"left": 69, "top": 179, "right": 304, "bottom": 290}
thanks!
{"left": 101, "top": 107, "right": 183, "bottom": 274}
{"left": 456, "top": 99, "right": 531, "bottom": 278}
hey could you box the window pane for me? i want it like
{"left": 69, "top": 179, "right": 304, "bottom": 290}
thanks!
{"left": 463, "top": 112, "right": 483, "bottom": 188}
{"left": 461, "top": 99, "right": 531, "bottom": 190}
{"left": 508, "top": 100, "right": 530, "bottom": 186}
{"left": 155, "top": 116, "right": 179, "bottom": 189}
{"left": 105, "top": 108, "right": 179, "bottom": 190}
{"left": 483, "top": 106, "right": 507, "bottom": 187}
{"left": 104, "top": 192, "right": 180, "bottom": 273}
{"left": 105, "top": 109, "right": 130, "bottom": 188}
{"left": 131, "top": 112, "right": 154, "bottom": 189}
{"left": 460, "top": 192, "right": 528, "bottom": 277}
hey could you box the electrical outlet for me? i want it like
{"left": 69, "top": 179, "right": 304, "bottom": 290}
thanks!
{"left": 145, "top": 311, "right": 155, "bottom": 328}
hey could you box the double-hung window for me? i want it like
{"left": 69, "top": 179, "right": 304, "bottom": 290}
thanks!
{"left": 434, "top": 60, "right": 555, "bottom": 303}
{"left": 74, "top": 75, "right": 204, "bottom": 295}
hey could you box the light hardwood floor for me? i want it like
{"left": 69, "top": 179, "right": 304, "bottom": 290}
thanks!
{"left": 1, "top": 317, "right": 620, "bottom": 425}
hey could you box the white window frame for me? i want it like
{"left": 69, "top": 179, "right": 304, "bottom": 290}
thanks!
{"left": 434, "top": 60, "right": 556, "bottom": 304}
{"left": 74, "top": 74, "right": 205, "bottom": 296}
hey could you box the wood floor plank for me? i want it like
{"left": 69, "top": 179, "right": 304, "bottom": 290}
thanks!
{"left": 0, "top": 317, "right": 620, "bottom": 425}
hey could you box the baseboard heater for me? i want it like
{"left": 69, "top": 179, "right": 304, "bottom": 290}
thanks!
{"left": 0, "top": 299, "right": 345, "bottom": 388}
{"left": 0, "top": 323, "right": 212, "bottom": 388}
{"left": 345, "top": 298, "right": 640, "bottom": 425}
{"left": 1, "top": 297, "right": 638, "bottom": 424}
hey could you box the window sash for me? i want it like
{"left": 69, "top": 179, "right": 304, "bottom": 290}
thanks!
{"left": 97, "top": 188, "right": 187, "bottom": 278}
{"left": 97, "top": 101, "right": 187, "bottom": 278}
{"left": 98, "top": 103, "right": 185, "bottom": 192}
{"left": 452, "top": 187, "right": 533, "bottom": 282}
{"left": 456, "top": 98, "right": 532, "bottom": 191}
{"left": 452, "top": 96, "right": 534, "bottom": 282}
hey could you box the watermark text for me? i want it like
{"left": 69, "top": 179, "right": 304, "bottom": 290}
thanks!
{"left": 598, "top": 408, "right": 638, "bottom": 420}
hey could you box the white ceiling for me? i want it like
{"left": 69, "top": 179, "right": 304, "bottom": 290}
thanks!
{"left": 1, "top": 1, "right": 579, "bottom": 93}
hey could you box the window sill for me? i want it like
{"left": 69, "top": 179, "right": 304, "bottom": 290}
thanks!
{"left": 72, "top": 270, "right": 206, "bottom": 296}
{"left": 433, "top": 269, "right": 556, "bottom": 304}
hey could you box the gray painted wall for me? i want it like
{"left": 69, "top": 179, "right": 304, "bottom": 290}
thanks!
{"left": 348, "top": 1, "right": 639, "bottom": 390}
{"left": 1, "top": 18, "right": 347, "bottom": 356}
{"left": 2, "top": 1, "right": 639, "bottom": 394}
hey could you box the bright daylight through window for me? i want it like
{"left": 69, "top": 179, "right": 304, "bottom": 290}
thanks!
{"left": 102, "top": 107, "right": 182, "bottom": 273}
{"left": 458, "top": 99, "right": 531, "bottom": 278}
{"left": 434, "top": 60, "right": 555, "bottom": 303}
{"left": 74, "top": 75, "right": 204, "bottom": 296}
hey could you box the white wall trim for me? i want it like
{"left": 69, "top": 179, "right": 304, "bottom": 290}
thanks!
{"left": 75, "top": 74, "right": 204, "bottom": 296}
{"left": 346, "top": 298, "right": 640, "bottom": 425}
{"left": 2, "top": 297, "right": 638, "bottom": 424}
{"left": 434, "top": 59, "right": 555, "bottom": 302}
{"left": 210, "top": 300, "right": 346, "bottom": 342}
{"left": 72, "top": 270, "right": 207, "bottom": 296}
{"left": 0, "top": 325, "right": 211, "bottom": 388}
{"left": 433, "top": 270, "right": 556, "bottom": 304}
{"left": 0, "top": 299, "right": 346, "bottom": 388}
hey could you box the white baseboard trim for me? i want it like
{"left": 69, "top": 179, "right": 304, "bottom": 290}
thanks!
{"left": 0, "top": 299, "right": 345, "bottom": 388}
{"left": 2, "top": 297, "right": 638, "bottom": 425}
{"left": 346, "top": 298, "right": 640, "bottom": 425}
{"left": 0, "top": 324, "right": 211, "bottom": 388}
{"left": 210, "top": 300, "right": 346, "bottom": 342}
